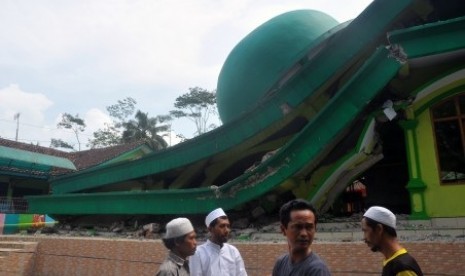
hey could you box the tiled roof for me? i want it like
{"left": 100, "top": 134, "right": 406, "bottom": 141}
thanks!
{"left": 0, "top": 138, "right": 69, "bottom": 158}
{"left": 0, "top": 138, "right": 151, "bottom": 176}
{"left": 66, "top": 140, "right": 150, "bottom": 170}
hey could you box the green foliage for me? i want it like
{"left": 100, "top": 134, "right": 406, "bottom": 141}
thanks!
{"left": 88, "top": 123, "right": 121, "bottom": 148}
{"left": 170, "top": 87, "right": 218, "bottom": 136}
{"left": 50, "top": 138, "right": 75, "bottom": 151}
{"left": 56, "top": 113, "right": 86, "bottom": 151}
{"left": 88, "top": 98, "right": 134, "bottom": 148}
{"left": 89, "top": 90, "right": 217, "bottom": 149}
{"left": 88, "top": 96, "right": 173, "bottom": 150}
{"left": 106, "top": 97, "right": 136, "bottom": 123}
{"left": 121, "top": 110, "right": 170, "bottom": 150}
{"left": 57, "top": 113, "right": 86, "bottom": 130}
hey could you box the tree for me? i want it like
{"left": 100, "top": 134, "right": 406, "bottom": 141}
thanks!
{"left": 88, "top": 123, "right": 121, "bottom": 148}
{"left": 121, "top": 110, "right": 171, "bottom": 150}
{"left": 50, "top": 138, "right": 74, "bottom": 150}
{"left": 106, "top": 97, "right": 136, "bottom": 124}
{"left": 56, "top": 113, "right": 86, "bottom": 151}
{"left": 170, "top": 87, "right": 218, "bottom": 136}
{"left": 88, "top": 97, "right": 174, "bottom": 149}
{"left": 88, "top": 97, "right": 136, "bottom": 148}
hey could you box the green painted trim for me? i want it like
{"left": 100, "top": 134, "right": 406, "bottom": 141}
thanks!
{"left": 410, "top": 122, "right": 422, "bottom": 179}
{"left": 97, "top": 145, "right": 153, "bottom": 168}
{"left": 399, "top": 117, "right": 429, "bottom": 219}
{"left": 0, "top": 146, "right": 76, "bottom": 171}
{"left": 406, "top": 178, "right": 429, "bottom": 220}
{"left": 354, "top": 117, "right": 377, "bottom": 153}
{"left": 412, "top": 67, "right": 465, "bottom": 102}
{"left": 306, "top": 117, "right": 377, "bottom": 201}
{"left": 388, "top": 16, "right": 465, "bottom": 58}
{"left": 306, "top": 152, "right": 352, "bottom": 200}
{"left": 406, "top": 178, "right": 427, "bottom": 190}
{"left": 0, "top": 169, "right": 48, "bottom": 179}
{"left": 414, "top": 83, "right": 465, "bottom": 116}
{"left": 399, "top": 119, "right": 420, "bottom": 179}
{"left": 398, "top": 119, "right": 418, "bottom": 130}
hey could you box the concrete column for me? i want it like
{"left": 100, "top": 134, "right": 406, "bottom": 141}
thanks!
{"left": 399, "top": 109, "right": 428, "bottom": 220}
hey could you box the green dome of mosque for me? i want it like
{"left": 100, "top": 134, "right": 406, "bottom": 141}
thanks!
{"left": 216, "top": 10, "right": 339, "bottom": 124}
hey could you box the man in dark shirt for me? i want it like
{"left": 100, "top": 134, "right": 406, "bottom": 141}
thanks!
{"left": 156, "top": 217, "right": 197, "bottom": 276}
{"left": 361, "top": 206, "right": 423, "bottom": 276}
{"left": 272, "top": 199, "right": 331, "bottom": 276}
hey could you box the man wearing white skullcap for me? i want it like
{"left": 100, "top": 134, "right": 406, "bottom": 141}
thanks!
{"left": 190, "top": 208, "right": 247, "bottom": 276}
{"left": 362, "top": 206, "right": 423, "bottom": 276}
{"left": 156, "top": 218, "right": 197, "bottom": 276}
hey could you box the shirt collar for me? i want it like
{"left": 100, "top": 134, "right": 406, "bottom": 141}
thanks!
{"left": 383, "top": 248, "right": 407, "bottom": 266}
{"left": 206, "top": 239, "right": 222, "bottom": 251}
{"left": 168, "top": 251, "right": 187, "bottom": 267}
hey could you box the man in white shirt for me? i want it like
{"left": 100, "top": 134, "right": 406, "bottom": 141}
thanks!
{"left": 190, "top": 207, "right": 248, "bottom": 276}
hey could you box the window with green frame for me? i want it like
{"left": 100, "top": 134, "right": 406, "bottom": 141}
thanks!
{"left": 431, "top": 93, "right": 465, "bottom": 184}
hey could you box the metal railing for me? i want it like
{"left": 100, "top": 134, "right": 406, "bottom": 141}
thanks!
{"left": 0, "top": 197, "right": 29, "bottom": 213}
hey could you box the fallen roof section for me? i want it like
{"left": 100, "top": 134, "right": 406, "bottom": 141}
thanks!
{"left": 0, "top": 145, "right": 77, "bottom": 172}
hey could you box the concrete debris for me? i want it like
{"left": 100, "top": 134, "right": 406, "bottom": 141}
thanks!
{"left": 251, "top": 206, "right": 266, "bottom": 218}
{"left": 231, "top": 218, "right": 250, "bottom": 229}
{"left": 16, "top": 212, "right": 465, "bottom": 244}
{"left": 141, "top": 223, "right": 160, "bottom": 239}
{"left": 143, "top": 223, "right": 160, "bottom": 233}
{"left": 110, "top": 221, "right": 125, "bottom": 233}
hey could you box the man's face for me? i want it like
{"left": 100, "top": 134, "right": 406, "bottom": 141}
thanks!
{"left": 361, "top": 218, "right": 380, "bottom": 252}
{"left": 177, "top": 231, "right": 197, "bottom": 258}
{"left": 209, "top": 217, "right": 231, "bottom": 245}
{"left": 281, "top": 209, "right": 315, "bottom": 255}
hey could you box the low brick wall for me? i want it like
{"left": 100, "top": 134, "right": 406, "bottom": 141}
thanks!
{"left": 0, "top": 236, "right": 464, "bottom": 276}
{"left": 0, "top": 241, "right": 37, "bottom": 276}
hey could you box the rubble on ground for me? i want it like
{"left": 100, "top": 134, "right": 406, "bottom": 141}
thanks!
{"left": 23, "top": 212, "right": 465, "bottom": 243}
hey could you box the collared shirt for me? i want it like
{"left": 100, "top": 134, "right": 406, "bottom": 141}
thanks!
{"left": 189, "top": 239, "right": 247, "bottom": 276}
{"left": 156, "top": 251, "right": 190, "bottom": 276}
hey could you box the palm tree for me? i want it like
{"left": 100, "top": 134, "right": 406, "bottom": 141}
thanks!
{"left": 121, "top": 110, "right": 171, "bottom": 150}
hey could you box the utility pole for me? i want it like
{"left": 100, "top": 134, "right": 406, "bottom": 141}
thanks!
{"left": 14, "top": 113, "right": 20, "bottom": 141}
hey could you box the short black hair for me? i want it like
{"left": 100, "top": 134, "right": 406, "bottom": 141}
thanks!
{"left": 279, "top": 199, "right": 317, "bottom": 228}
{"left": 162, "top": 235, "right": 187, "bottom": 250}
{"left": 208, "top": 215, "right": 228, "bottom": 228}
{"left": 364, "top": 217, "right": 397, "bottom": 237}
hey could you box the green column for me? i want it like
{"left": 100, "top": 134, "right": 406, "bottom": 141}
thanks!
{"left": 399, "top": 109, "right": 428, "bottom": 220}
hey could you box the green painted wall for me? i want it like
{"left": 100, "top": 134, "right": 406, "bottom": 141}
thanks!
{"left": 412, "top": 72, "right": 465, "bottom": 217}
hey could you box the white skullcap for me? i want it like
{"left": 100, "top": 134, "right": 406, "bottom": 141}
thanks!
{"left": 165, "top": 217, "right": 194, "bottom": 239}
{"left": 205, "top": 208, "right": 227, "bottom": 227}
{"left": 363, "top": 206, "right": 396, "bottom": 229}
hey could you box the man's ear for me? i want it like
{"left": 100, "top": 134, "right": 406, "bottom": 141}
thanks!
{"left": 375, "top": 223, "right": 384, "bottom": 234}
{"left": 175, "top": 236, "right": 188, "bottom": 248}
{"left": 280, "top": 224, "right": 287, "bottom": 236}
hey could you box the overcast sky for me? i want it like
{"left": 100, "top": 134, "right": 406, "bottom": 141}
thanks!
{"left": 0, "top": 0, "right": 372, "bottom": 150}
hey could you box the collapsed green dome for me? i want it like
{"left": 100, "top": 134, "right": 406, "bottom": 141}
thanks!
{"left": 216, "top": 10, "right": 339, "bottom": 124}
